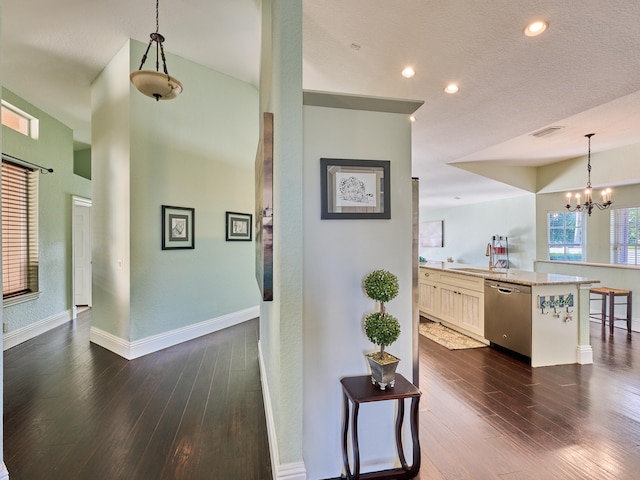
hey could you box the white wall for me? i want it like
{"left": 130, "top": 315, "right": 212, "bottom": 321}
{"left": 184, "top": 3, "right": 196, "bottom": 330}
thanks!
{"left": 420, "top": 194, "right": 536, "bottom": 270}
{"left": 302, "top": 99, "right": 417, "bottom": 478}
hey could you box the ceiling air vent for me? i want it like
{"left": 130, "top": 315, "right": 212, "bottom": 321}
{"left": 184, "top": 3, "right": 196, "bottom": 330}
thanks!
{"left": 530, "top": 126, "right": 564, "bottom": 138}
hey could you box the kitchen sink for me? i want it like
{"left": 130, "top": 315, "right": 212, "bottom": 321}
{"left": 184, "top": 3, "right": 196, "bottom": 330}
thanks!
{"left": 451, "top": 267, "right": 507, "bottom": 275}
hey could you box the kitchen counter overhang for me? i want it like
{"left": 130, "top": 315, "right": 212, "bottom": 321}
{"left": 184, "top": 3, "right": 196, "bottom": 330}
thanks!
{"left": 419, "top": 261, "right": 599, "bottom": 287}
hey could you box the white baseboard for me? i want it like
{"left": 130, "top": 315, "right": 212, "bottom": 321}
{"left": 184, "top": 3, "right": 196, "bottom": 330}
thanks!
{"left": 3, "top": 310, "right": 73, "bottom": 351}
{"left": 258, "top": 341, "right": 307, "bottom": 480}
{"left": 274, "top": 462, "right": 308, "bottom": 480}
{"left": 90, "top": 306, "right": 259, "bottom": 360}
{"left": 577, "top": 345, "right": 593, "bottom": 364}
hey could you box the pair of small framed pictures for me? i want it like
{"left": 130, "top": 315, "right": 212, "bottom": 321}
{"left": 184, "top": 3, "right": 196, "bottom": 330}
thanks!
{"left": 161, "top": 206, "right": 252, "bottom": 250}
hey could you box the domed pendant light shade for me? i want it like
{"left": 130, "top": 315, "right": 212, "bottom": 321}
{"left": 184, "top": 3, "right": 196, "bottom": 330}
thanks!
{"left": 130, "top": 0, "right": 183, "bottom": 101}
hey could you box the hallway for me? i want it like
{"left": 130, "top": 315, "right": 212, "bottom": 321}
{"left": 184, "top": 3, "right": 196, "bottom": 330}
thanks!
{"left": 3, "top": 311, "right": 271, "bottom": 479}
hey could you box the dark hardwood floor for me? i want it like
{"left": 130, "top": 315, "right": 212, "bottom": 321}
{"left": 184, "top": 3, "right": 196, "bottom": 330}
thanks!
{"left": 416, "top": 319, "right": 640, "bottom": 480}
{"left": 3, "top": 310, "right": 272, "bottom": 480}
{"left": 5, "top": 311, "right": 640, "bottom": 479}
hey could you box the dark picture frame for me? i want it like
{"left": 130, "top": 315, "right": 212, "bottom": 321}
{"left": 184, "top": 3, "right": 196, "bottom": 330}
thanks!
{"left": 320, "top": 158, "right": 391, "bottom": 219}
{"left": 162, "top": 205, "right": 194, "bottom": 250}
{"left": 226, "top": 211, "right": 253, "bottom": 241}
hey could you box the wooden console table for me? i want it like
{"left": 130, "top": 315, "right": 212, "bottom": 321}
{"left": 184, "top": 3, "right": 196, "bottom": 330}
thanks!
{"left": 340, "top": 374, "right": 421, "bottom": 480}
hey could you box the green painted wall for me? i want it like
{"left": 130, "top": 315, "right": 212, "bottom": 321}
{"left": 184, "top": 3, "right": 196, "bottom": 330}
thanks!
{"left": 74, "top": 148, "right": 91, "bottom": 180}
{"left": 1, "top": 88, "right": 91, "bottom": 332}
{"left": 91, "top": 41, "right": 132, "bottom": 339}
{"left": 258, "top": 0, "right": 305, "bottom": 472}
{"left": 536, "top": 143, "right": 640, "bottom": 264}
{"left": 91, "top": 40, "right": 260, "bottom": 341}
{"left": 302, "top": 101, "right": 417, "bottom": 478}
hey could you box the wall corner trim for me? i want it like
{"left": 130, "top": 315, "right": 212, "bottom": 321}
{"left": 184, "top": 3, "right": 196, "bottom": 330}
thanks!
{"left": 90, "top": 306, "right": 259, "bottom": 360}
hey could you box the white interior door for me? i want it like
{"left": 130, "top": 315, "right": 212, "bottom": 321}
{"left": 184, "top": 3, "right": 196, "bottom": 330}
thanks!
{"left": 73, "top": 197, "right": 92, "bottom": 307}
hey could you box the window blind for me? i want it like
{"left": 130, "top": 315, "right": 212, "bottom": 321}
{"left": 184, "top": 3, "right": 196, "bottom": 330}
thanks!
{"left": 2, "top": 160, "right": 39, "bottom": 298}
{"left": 610, "top": 207, "right": 640, "bottom": 265}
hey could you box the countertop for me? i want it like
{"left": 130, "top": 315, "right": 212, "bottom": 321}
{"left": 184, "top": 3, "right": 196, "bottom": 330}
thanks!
{"left": 419, "top": 261, "right": 599, "bottom": 287}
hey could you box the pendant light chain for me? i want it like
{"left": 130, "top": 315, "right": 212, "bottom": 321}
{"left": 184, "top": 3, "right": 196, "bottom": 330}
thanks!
{"left": 130, "top": 0, "right": 183, "bottom": 100}
{"left": 154, "top": 0, "right": 160, "bottom": 73}
{"left": 586, "top": 133, "right": 593, "bottom": 188}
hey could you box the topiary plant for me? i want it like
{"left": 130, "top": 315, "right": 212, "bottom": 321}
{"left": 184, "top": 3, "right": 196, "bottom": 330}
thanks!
{"left": 363, "top": 270, "right": 400, "bottom": 360}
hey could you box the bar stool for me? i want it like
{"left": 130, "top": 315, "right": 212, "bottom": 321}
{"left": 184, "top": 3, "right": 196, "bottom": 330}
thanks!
{"left": 589, "top": 287, "right": 632, "bottom": 334}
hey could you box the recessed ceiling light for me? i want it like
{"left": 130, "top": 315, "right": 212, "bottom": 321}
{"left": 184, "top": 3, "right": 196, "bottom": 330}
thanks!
{"left": 409, "top": 115, "right": 416, "bottom": 122}
{"left": 402, "top": 67, "right": 415, "bottom": 78}
{"left": 524, "top": 20, "right": 548, "bottom": 37}
{"left": 444, "top": 84, "right": 459, "bottom": 94}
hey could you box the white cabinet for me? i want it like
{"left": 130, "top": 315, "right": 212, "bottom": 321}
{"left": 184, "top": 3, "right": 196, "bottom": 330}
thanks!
{"left": 419, "top": 269, "right": 439, "bottom": 317}
{"left": 458, "top": 287, "right": 484, "bottom": 335}
{"left": 419, "top": 268, "right": 485, "bottom": 339}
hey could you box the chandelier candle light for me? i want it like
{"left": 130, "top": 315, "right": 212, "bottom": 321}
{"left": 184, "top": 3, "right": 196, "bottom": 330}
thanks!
{"left": 130, "top": 0, "right": 183, "bottom": 101}
{"left": 565, "top": 133, "right": 612, "bottom": 216}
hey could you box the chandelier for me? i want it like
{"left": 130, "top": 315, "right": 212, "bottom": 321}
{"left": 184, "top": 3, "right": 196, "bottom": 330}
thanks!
{"left": 130, "top": 0, "right": 183, "bottom": 101}
{"left": 565, "top": 133, "right": 612, "bottom": 216}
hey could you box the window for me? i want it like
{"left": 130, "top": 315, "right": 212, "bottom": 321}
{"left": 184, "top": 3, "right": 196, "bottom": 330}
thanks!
{"left": 2, "top": 158, "right": 39, "bottom": 301}
{"left": 1, "top": 100, "right": 39, "bottom": 139}
{"left": 547, "top": 211, "right": 585, "bottom": 261}
{"left": 611, "top": 207, "right": 640, "bottom": 265}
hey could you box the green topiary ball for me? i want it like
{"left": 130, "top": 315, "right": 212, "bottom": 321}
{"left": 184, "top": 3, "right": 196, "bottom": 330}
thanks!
{"left": 363, "top": 312, "right": 401, "bottom": 347}
{"left": 363, "top": 270, "right": 399, "bottom": 303}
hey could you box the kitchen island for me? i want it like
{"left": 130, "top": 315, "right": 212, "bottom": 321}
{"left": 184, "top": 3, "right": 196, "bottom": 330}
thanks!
{"left": 419, "top": 261, "right": 599, "bottom": 367}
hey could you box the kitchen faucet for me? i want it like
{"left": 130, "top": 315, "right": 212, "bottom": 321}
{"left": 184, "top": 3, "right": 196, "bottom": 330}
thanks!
{"left": 486, "top": 243, "right": 494, "bottom": 270}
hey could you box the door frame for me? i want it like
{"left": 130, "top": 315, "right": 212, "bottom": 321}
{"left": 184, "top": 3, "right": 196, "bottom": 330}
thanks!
{"left": 72, "top": 195, "right": 92, "bottom": 319}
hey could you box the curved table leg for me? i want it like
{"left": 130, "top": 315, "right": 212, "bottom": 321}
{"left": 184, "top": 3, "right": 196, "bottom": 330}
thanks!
{"left": 341, "top": 392, "right": 351, "bottom": 479}
{"left": 409, "top": 396, "right": 421, "bottom": 476}
{"left": 395, "top": 398, "right": 408, "bottom": 469}
{"left": 351, "top": 402, "right": 360, "bottom": 479}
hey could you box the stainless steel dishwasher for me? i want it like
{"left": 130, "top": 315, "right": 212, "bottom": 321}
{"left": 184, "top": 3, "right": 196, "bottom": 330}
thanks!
{"left": 484, "top": 280, "right": 532, "bottom": 357}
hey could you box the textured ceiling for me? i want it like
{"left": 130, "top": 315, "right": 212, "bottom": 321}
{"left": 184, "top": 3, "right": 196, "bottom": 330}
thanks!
{"left": 3, "top": 0, "right": 640, "bottom": 208}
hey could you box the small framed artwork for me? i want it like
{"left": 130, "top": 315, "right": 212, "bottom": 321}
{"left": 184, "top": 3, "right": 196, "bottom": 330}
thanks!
{"left": 420, "top": 220, "right": 443, "bottom": 248}
{"left": 162, "top": 205, "right": 194, "bottom": 250}
{"left": 226, "top": 211, "right": 253, "bottom": 241}
{"left": 320, "top": 158, "right": 390, "bottom": 219}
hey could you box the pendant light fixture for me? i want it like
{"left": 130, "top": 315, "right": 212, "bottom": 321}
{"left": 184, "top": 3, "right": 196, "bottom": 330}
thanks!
{"left": 130, "top": 0, "right": 183, "bottom": 101}
{"left": 565, "top": 133, "right": 613, "bottom": 216}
